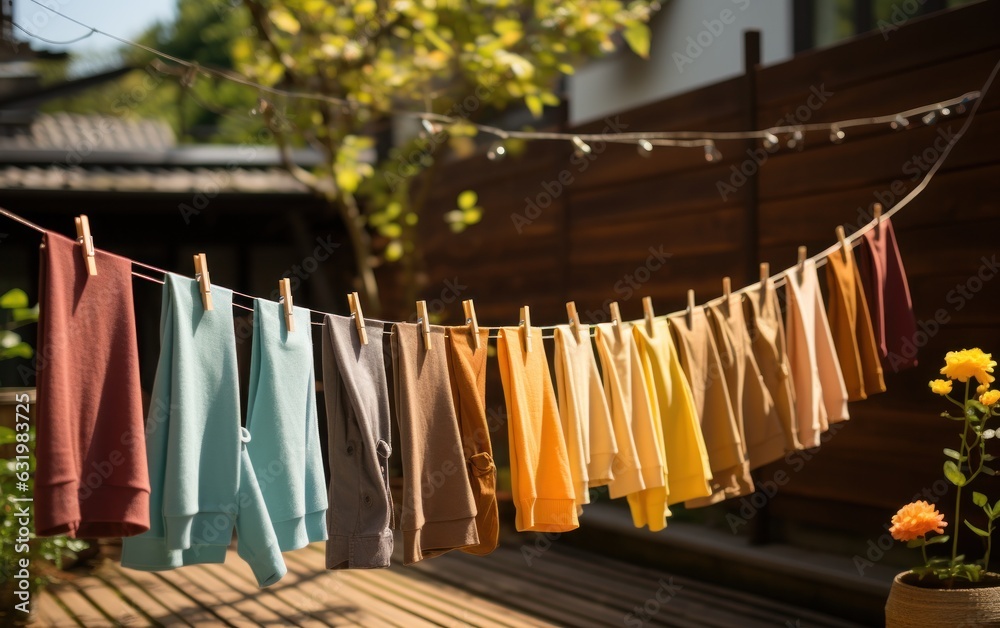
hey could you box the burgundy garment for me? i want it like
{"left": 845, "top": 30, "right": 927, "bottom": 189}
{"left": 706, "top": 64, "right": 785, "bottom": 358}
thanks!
{"left": 35, "top": 231, "right": 150, "bottom": 538}
{"left": 857, "top": 218, "right": 918, "bottom": 373}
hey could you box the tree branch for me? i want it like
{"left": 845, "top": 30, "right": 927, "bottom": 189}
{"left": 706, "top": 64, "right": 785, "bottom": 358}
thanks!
{"left": 261, "top": 103, "right": 330, "bottom": 199}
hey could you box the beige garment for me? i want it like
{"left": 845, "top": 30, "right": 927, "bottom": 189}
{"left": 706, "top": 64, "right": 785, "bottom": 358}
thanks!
{"left": 745, "top": 278, "right": 801, "bottom": 452}
{"left": 785, "top": 260, "right": 850, "bottom": 448}
{"left": 594, "top": 322, "right": 667, "bottom": 530}
{"left": 553, "top": 325, "right": 617, "bottom": 513}
{"left": 668, "top": 309, "right": 753, "bottom": 507}
{"left": 708, "top": 296, "right": 786, "bottom": 470}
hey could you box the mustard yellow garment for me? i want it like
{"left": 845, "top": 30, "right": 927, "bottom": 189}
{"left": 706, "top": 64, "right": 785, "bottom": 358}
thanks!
{"left": 594, "top": 322, "right": 667, "bottom": 531}
{"left": 496, "top": 326, "right": 579, "bottom": 533}
{"left": 553, "top": 324, "right": 617, "bottom": 514}
{"left": 633, "top": 320, "right": 713, "bottom": 506}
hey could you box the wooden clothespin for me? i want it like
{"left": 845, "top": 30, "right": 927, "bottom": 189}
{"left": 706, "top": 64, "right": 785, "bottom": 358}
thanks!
{"left": 74, "top": 215, "right": 97, "bottom": 276}
{"left": 642, "top": 296, "right": 655, "bottom": 337}
{"left": 873, "top": 202, "right": 883, "bottom": 239}
{"left": 609, "top": 302, "right": 623, "bottom": 341}
{"left": 193, "top": 253, "right": 213, "bottom": 311}
{"left": 566, "top": 301, "right": 582, "bottom": 337}
{"left": 686, "top": 289, "right": 695, "bottom": 327}
{"left": 520, "top": 306, "right": 532, "bottom": 353}
{"left": 836, "top": 225, "right": 849, "bottom": 262}
{"left": 798, "top": 246, "right": 807, "bottom": 275}
{"left": 416, "top": 300, "right": 431, "bottom": 350}
{"left": 348, "top": 292, "right": 368, "bottom": 345}
{"left": 723, "top": 276, "right": 732, "bottom": 301}
{"left": 279, "top": 278, "right": 295, "bottom": 332}
{"left": 462, "top": 299, "right": 481, "bottom": 351}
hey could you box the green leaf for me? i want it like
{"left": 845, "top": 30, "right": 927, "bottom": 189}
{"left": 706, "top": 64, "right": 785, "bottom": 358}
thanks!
{"left": 525, "top": 94, "right": 543, "bottom": 118}
{"left": 384, "top": 241, "right": 403, "bottom": 262}
{"left": 973, "top": 491, "right": 989, "bottom": 508}
{"left": 623, "top": 23, "right": 651, "bottom": 59}
{"left": 457, "top": 190, "right": 478, "bottom": 210}
{"left": 0, "top": 289, "right": 28, "bottom": 309}
{"left": 941, "top": 412, "right": 965, "bottom": 421}
{"left": 964, "top": 520, "right": 991, "bottom": 537}
{"left": 463, "top": 208, "right": 482, "bottom": 225}
{"left": 906, "top": 538, "right": 927, "bottom": 548}
{"left": 944, "top": 460, "right": 967, "bottom": 486}
{"left": 0, "top": 426, "right": 16, "bottom": 446}
{"left": 943, "top": 448, "right": 965, "bottom": 461}
{"left": 12, "top": 305, "right": 39, "bottom": 322}
{"left": 969, "top": 399, "right": 989, "bottom": 414}
{"left": 268, "top": 9, "right": 300, "bottom": 35}
{"left": 0, "top": 342, "right": 33, "bottom": 360}
{"left": 924, "top": 534, "right": 951, "bottom": 545}
{"left": 982, "top": 466, "right": 997, "bottom": 476}
{"left": 377, "top": 223, "right": 402, "bottom": 239}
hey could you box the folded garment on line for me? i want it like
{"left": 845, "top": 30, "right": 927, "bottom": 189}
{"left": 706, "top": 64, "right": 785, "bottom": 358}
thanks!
{"left": 246, "top": 298, "right": 328, "bottom": 552}
{"left": 35, "top": 230, "right": 150, "bottom": 538}
{"left": 322, "top": 314, "right": 395, "bottom": 569}
{"left": 121, "top": 275, "right": 285, "bottom": 588}
{"left": 446, "top": 326, "right": 500, "bottom": 556}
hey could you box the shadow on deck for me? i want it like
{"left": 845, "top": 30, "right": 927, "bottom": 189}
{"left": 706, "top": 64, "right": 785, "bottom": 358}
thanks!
{"left": 31, "top": 538, "right": 863, "bottom": 627}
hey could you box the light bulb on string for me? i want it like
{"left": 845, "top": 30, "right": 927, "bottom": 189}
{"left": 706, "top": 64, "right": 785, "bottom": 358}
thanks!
{"left": 572, "top": 136, "right": 592, "bottom": 157}
{"left": 830, "top": 125, "right": 845, "bottom": 143}
{"left": 787, "top": 129, "right": 804, "bottom": 150}
{"left": 487, "top": 141, "right": 507, "bottom": 161}
{"left": 420, "top": 118, "right": 439, "bottom": 136}
{"left": 637, "top": 139, "right": 653, "bottom": 157}
{"left": 762, "top": 132, "right": 779, "bottom": 149}
{"left": 940, "top": 106, "right": 951, "bottom": 116}
{"left": 890, "top": 114, "right": 909, "bottom": 130}
{"left": 956, "top": 97, "right": 971, "bottom": 114}
{"left": 703, "top": 142, "right": 722, "bottom": 162}
{"left": 922, "top": 111, "right": 937, "bottom": 125}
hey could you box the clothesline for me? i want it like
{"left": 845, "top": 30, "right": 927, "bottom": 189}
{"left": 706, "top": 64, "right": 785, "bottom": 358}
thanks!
{"left": 3, "top": 54, "right": 997, "bottom": 340}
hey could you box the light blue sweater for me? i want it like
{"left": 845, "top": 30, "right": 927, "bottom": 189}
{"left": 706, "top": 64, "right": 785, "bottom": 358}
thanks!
{"left": 246, "top": 298, "right": 328, "bottom": 551}
{"left": 121, "top": 274, "right": 285, "bottom": 587}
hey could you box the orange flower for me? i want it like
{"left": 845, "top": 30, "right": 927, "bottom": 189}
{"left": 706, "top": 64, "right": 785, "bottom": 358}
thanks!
{"left": 981, "top": 390, "right": 1000, "bottom": 407}
{"left": 889, "top": 501, "right": 947, "bottom": 542}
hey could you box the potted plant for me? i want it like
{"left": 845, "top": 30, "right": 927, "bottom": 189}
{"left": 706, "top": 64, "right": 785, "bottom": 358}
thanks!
{"left": 885, "top": 348, "right": 1000, "bottom": 627}
{"left": 0, "top": 288, "right": 87, "bottom": 626}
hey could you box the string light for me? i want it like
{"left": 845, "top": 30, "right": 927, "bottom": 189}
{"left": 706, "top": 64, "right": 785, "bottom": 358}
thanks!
{"left": 703, "top": 142, "right": 722, "bottom": 162}
{"left": 487, "top": 141, "right": 506, "bottom": 161}
{"left": 420, "top": 119, "right": 438, "bottom": 135}
{"left": 637, "top": 139, "right": 654, "bottom": 156}
{"left": 830, "top": 125, "right": 845, "bottom": 143}
{"left": 762, "top": 132, "right": 779, "bottom": 149}
{"left": 940, "top": 106, "right": 951, "bottom": 116}
{"left": 572, "top": 136, "right": 592, "bottom": 156}
{"left": 787, "top": 129, "right": 804, "bottom": 150}
{"left": 891, "top": 114, "right": 909, "bottom": 129}
{"left": 922, "top": 111, "right": 937, "bottom": 125}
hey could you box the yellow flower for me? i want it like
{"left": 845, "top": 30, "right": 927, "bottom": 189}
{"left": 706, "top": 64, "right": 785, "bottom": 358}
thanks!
{"left": 889, "top": 501, "right": 947, "bottom": 542}
{"left": 940, "top": 348, "right": 996, "bottom": 385}
{"left": 979, "top": 383, "right": 991, "bottom": 395}
{"left": 981, "top": 390, "right": 1000, "bottom": 407}
{"left": 929, "top": 379, "right": 953, "bottom": 396}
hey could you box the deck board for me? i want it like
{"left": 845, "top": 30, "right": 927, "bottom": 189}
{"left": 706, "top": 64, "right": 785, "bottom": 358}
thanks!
{"left": 31, "top": 540, "right": 862, "bottom": 627}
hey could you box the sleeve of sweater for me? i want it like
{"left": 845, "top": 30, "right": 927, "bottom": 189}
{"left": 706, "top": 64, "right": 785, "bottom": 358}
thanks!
{"left": 236, "top": 443, "right": 287, "bottom": 587}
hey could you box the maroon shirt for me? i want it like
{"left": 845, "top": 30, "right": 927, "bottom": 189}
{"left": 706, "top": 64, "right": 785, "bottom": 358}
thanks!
{"left": 35, "top": 231, "right": 150, "bottom": 537}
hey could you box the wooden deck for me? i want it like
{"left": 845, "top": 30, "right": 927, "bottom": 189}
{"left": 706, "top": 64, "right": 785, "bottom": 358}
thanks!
{"left": 30, "top": 539, "right": 862, "bottom": 627}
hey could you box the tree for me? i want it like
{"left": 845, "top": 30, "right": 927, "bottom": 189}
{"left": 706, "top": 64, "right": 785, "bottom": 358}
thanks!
{"left": 233, "top": 0, "right": 658, "bottom": 315}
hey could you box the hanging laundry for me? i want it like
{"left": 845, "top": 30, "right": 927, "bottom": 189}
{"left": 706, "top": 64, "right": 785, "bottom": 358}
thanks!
{"left": 857, "top": 217, "right": 919, "bottom": 373}
{"left": 321, "top": 314, "right": 394, "bottom": 569}
{"left": 497, "top": 325, "right": 579, "bottom": 533}
{"left": 745, "top": 278, "right": 801, "bottom": 452}
{"left": 707, "top": 296, "right": 786, "bottom": 470}
{"left": 391, "top": 323, "right": 479, "bottom": 564}
{"left": 594, "top": 322, "right": 667, "bottom": 531}
{"left": 35, "top": 231, "right": 150, "bottom": 538}
{"left": 632, "top": 320, "right": 713, "bottom": 506}
{"left": 445, "top": 326, "right": 499, "bottom": 556}
{"left": 785, "top": 260, "right": 850, "bottom": 448}
{"left": 553, "top": 324, "right": 617, "bottom": 514}
{"left": 245, "top": 299, "right": 328, "bottom": 551}
{"left": 826, "top": 244, "right": 887, "bottom": 401}
{"left": 121, "top": 275, "right": 285, "bottom": 588}
{"left": 668, "top": 308, "right": 753, "bottom": 507}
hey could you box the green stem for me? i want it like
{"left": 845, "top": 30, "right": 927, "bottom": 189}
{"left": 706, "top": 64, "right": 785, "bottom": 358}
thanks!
{"left": 953, "top": 380, "right": 971, "bottom": 566}
{"left": 985, "top": 518, "right": 994, "bottom": 572}
{"left": 921, "top": 540, "right": 929, "bottom": 569}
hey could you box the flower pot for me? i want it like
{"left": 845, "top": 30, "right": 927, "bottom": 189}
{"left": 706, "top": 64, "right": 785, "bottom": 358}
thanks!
{"left": 885, "top": 571, "right": 1000, "bottom": 627}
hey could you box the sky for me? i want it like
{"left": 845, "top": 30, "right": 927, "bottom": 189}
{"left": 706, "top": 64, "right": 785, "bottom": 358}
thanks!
{"left": 13, "top": 0, "right": 177, "bottom": 71}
